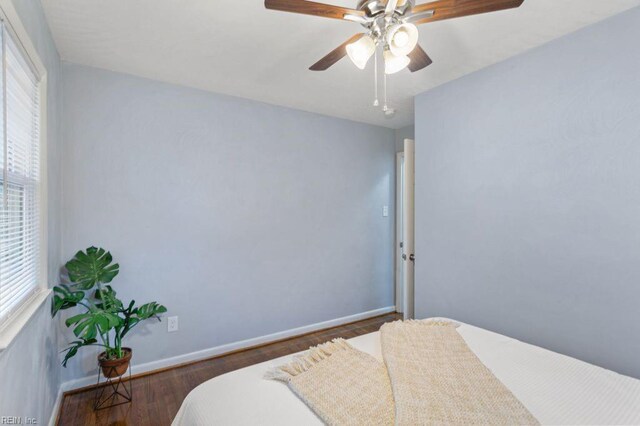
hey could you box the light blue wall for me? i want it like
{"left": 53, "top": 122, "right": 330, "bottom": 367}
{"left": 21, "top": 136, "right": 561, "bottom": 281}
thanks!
{"left": 0, "top": 0, "right": 63, "bottom": 422}
{"left": 61, "top": 63, "right": 396, "bottom": 381}
{"left": 415, "top": 7, "right": 640, "bottom": 378}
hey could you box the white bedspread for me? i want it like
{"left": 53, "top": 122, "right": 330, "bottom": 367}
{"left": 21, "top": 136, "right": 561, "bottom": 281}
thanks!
{"left": 173, "top": 320, "right": 640, "bottom": 425}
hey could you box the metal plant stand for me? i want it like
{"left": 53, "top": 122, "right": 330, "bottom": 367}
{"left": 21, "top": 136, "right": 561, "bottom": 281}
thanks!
{"left": 93, "top": 365, "right": 132, "bottom": 411}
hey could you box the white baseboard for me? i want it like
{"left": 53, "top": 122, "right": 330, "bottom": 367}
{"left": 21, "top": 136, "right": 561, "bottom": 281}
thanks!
{"left": 48, "top": 388, "right": 64, "bottom": 426}
{"left": 55, "top": 306, "right": 395, "bottom": 397}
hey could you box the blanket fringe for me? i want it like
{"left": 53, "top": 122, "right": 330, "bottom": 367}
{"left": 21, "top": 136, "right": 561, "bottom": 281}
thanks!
{"left": 384, "top": 318, "right": 461, "bottom": 329}
{"left": 264, "top": 338, "right": 352, "bottom": 382}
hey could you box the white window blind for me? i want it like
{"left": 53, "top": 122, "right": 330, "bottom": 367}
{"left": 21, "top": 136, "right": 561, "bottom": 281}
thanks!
{"left": 0, "top": 20, "right": 42, "bottom": 328}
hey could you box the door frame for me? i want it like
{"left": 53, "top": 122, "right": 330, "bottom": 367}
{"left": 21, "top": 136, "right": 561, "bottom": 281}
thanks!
{"left": 402, "top": 139, "right": 415, "bottom": 319}
{"left": 395, "top": 152, "right": 404, "bottom": 313}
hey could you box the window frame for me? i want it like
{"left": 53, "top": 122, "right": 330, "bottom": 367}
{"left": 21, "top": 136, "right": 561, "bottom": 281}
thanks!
{"left": 0, "top": 0, "right": 49, "bottom": 352}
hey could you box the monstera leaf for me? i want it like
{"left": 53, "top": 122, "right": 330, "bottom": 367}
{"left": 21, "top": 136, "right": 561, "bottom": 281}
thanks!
{"left": 65, "top": 247, "right": 119, "bottom": 290}
{"left": 65, "top": 311, "right": 123, "bottom": 340}
{"left": 94, "top": 285, "right": 123, "bottom": 311}
{"left": 121, "top": 302, "right": 167, "bottom": 338}
{"left": 51, "top": 284, "right": 85, "bottom": 316}
{"left": 134, "top": 302, "right": 167, "bottom": 320}
{"left": 62, "top": 338, "right": 97, "bottom": 367}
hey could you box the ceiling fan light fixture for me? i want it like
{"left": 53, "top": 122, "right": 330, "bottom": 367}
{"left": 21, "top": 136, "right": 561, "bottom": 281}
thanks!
{"left": 383, "top": 49, "right": 410, "bottom": 74}
{"left": 266, "top": 0, "right": 527, "bottom": 114}
{"left": 346, "top": 35, "right": 375, "bottom": 70}
{"left": 386, "top": 23, "right": 418, "bottom": 56}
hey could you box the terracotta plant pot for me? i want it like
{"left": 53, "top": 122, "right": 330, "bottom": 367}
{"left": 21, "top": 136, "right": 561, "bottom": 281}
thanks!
{"left": 98, "top": 347, "right": 132, "bottom": 378}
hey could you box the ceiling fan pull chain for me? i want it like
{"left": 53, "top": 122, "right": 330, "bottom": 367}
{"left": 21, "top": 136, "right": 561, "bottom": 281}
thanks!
{"left": 383, "top": 70, "right": 388, "bottom": 111}
{"left": 373, "top": 46, "right": 379, "bottom": 107}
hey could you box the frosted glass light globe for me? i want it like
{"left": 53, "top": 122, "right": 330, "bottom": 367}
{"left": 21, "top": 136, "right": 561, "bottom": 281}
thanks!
{"left": 386, "top": 23, "right": 418, "bottom": 56}
{"left": 346, "top": 35, "right": 376, "bottom": 70}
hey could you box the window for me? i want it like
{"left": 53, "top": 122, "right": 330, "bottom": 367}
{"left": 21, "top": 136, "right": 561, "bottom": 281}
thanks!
{"left": 0, "top": 18, "right": 44, "bottom": 329}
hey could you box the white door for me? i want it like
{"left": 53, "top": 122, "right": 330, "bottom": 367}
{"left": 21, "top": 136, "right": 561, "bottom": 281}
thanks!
{"left": 402, "top": 139, "right": 415, "bottom": 319}
{"left": 395, "top": 152, "right": 404, "bottom": 313}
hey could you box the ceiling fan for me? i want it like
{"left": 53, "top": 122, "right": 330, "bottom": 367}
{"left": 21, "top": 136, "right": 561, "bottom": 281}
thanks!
{"left": 264, "top": 0, "right": 525, "bottom": 115}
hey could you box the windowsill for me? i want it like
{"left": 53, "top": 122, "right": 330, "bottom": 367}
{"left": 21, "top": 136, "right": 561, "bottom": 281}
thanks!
{"left": 0, "top": 289, "right": 51, "bottom": 353}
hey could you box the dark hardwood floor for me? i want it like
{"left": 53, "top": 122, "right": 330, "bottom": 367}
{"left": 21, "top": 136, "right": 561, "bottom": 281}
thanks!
{"left": 56, "top": 312, "right": 402, "bottom": 425}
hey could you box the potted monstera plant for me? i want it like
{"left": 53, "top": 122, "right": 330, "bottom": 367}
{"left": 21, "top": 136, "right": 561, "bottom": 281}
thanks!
{"left": 52, "top": 247, "right": 167, "bottom": 377}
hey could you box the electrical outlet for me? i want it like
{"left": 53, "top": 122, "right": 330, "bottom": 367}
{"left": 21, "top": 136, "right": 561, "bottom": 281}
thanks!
{"left": 383, "top": 205, "right": 389, "bottom": 217}
{"left": 167, "top": 316, "right": 179, "bottom": 333}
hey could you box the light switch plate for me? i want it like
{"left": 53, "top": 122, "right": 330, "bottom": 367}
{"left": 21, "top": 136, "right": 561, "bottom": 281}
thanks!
{"left": 383, "top": 205, "right": 389, "bottom": 217}
{"left": 168, "top": 316, "right": 179, "bottom": 333}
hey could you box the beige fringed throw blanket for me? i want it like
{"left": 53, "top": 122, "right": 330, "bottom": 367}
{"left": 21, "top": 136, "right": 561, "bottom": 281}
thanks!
{"left": 267, "top": 320, "right": 538, "bottom": 425}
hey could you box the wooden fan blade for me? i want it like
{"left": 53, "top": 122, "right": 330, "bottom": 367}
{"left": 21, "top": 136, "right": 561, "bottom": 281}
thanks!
{"left": 411, "top": 0, "right": 524, "bottom": 25}
{"left": 407, "top": 45, "right": 433, "bottom": 72}
{"left": 265, "top": 0, "right": 365, "bottom": 20}
{"left": 309, "top": 33, "right": 364, "bottom": 71}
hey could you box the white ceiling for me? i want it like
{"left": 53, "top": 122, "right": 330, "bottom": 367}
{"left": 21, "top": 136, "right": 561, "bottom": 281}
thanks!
{"left": 41, "top": 0, "right": 640, "bottom": 129}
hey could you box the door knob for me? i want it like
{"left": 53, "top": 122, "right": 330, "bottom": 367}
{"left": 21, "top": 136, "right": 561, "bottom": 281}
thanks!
{"left": 409, "top": 254, "right": 415, "bottom": 262}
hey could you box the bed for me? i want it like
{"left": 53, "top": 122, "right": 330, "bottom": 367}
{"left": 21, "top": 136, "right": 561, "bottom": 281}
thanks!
{"left": 173, "top": 319, "right": 640, "bottom": 425}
